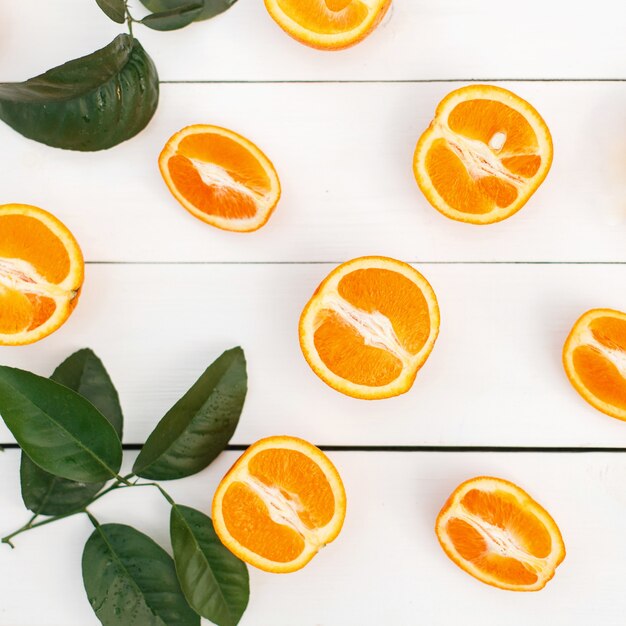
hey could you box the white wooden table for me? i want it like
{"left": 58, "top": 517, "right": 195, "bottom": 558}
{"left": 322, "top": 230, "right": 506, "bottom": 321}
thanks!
{"left": 1, "top": 1, "right": 626, "bottom": 624}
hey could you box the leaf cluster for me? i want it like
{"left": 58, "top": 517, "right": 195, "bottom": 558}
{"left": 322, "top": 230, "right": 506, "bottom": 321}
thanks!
{"left": 0, "top": 347, "right": 249, "bottom": 626}
{"left": 0, "top": 0, "right": 239, "bottom": 150}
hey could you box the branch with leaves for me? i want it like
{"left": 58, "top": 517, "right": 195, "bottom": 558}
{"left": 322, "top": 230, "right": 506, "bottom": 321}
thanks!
{"left": 0, "top": 347, "right": 249, "bottom": 626}
{"left": 0, "top": 0, "right": 238, "bottom": 151}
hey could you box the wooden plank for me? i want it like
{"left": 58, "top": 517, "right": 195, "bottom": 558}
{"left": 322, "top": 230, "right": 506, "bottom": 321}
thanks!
{"left": 1, "top": 263, "right": 625, "bottom": 446}
{"left": 0, "top": 449, "right": 623, "bottom": 624}
{"left": 2, "top": 1, "right": 626, "bottom": 82}
{"left": 1, "top": 81, "right": 625, "bottom": 263}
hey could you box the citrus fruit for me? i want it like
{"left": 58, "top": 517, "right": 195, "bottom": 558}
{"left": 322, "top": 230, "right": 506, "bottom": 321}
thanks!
{"left": 563, "top": 308, "right": 626, "bottom": 421}
{"left": 436, "top": 476, "right": 565, "bottom": 591}
{"left": 299, "top": 256, "right": 439, "bottom": 400}
{"left": 264, "top": 0, "right": 391, "bottom": 50}
{"left": 212, "top": 436, "right": 346, "bottom": 573}
{"left": 413, "top": 85, "right": 553, "bottom": 224}
{"left": 159, "top": 125, "right": 281, "bottom": 232}
{"left": 0, "top": 204, "right": 83, "bottom": 346}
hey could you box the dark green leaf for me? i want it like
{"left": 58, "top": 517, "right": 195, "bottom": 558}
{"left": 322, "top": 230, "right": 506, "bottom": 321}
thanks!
{"left": 0, "top": 366, "right": 122, "bottom": 482}
{"left": 141, "top": 4, "right": 204, "bottom": 31}
{"left": 95, "top": 0, "right": 126, "bottom": 23}
{"left": 171, "top": 505, "right": 249, "bottom": 626}
{"left": 0, "top": 34, "right": 159, "bottom": 151}
{"left": 140, "top": 0, "right": 238, "bottom": 21}
{"left": 50, "top": 348, "right": 124, "bottom": 439}
{"left": 82, "top": 523, "right": 200, "bottom": 626}
{"left": 20, "top": 456, "right": 102, "bottom": 516}
{"left": 133, "top": 347, "right": 246, "bottom": 480}
{"left": 20, "top": 349, "right": 124, "bottom": 516}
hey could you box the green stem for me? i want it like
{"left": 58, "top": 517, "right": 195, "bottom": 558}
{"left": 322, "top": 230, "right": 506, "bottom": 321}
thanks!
{"left": 1, "top": 475, "right": 174, "bottom": 547}
{"left": 1, "top": 474, "right": 133, "bottom": 547}
{"left": 1, "top": 513, "right": 39, "bottom": 549}
{"left": 124, "top": 0, "right": 134, "bottom": 36}
{"left": 85, "top": 510, "right": 100, "bottom": 529}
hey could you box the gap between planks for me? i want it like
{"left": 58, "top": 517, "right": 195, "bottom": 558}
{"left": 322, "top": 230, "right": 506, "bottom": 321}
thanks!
{"left": 160, "top": 78, "right": 626, "bottom": 84}
{"left": 85, "top": 261, "right": 626, "bottom": 266}
{"left": 2, "top": 443, "right": 626, "bottom": 453}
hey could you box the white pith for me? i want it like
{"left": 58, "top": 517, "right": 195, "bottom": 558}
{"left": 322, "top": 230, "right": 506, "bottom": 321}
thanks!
{"left": 0, "top": 258, "right": 74, "bottom": 301}
{"left": 315, "top": 292, "right": 413, "bottom": 366}
{"left": 451, "top": 507, "right": 551, "bottom": 579}
{"left": 190, "top": 158, "right": 271, "bottom": 210}
{"left": 436, "top": 123, "right": 529, "bottom": 188}
{"left": 240, "top": 471, "right": 326, "bottom": 548}
{"left": 574, "top": 325, "right": 626, "bottom": 379}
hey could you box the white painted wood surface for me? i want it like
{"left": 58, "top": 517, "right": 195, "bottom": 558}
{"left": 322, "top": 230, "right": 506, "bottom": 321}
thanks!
{"left": 0, "top": 81, "right": 625, "bottom": 263}
{"left": 1, "top": 450, "right": 625, "bottom": 625}
{"left": 2, "top": 0, "right": 626, "bottom": 624}
{"left": 2, "top": 263, "right": 626, "bottom": 446}
{"left": 1, "top": 1, "right": 626, "bottom": 81}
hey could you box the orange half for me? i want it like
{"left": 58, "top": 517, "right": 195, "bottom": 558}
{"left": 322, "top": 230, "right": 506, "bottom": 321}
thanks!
{"left": 264, "top": 0, "right": 391, "bottom": 50}
{"left": 299, "top": 256, "right": 440, "bottom": 399}
{"left": 212, "top": 436, "right": 346, "bottom": 573}
{"left": 436, "top": 477, "right": 565, "bottom": 592}
{"left": 159, "top": 125, "right": 281, "bottom": 232}
{"left": 414, "top": 85, "right": 553, "bottom": 224}
{"left": 563, "top": 308, "right": 626, "bottom": 421}
{"left": 0, "top": 204, "right": 83, "bottom": 346}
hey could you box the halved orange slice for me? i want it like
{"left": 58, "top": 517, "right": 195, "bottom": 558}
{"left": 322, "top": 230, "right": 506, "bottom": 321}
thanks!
{"left": 159, "top": 125, "right": 281, "bottom": 232}
{"left": 212, "top": 436, "right": 346, "bottom": 573}
{"left": 299, "top": 256, "right": 439, "bottom": 399}
{"left": 436, "top": 477, "right": 565, "bottom": 591}
{"left": 563, "top": 308, "right": 626, "bottom": 421}
{"left": 264, "top": 0, "right": 391, "bottom": 50}
{"left": 0, "top": 204, "right": 83, "bottom": 346}
{"left": 413, "top": 85, "right": 553, "bottom": 224}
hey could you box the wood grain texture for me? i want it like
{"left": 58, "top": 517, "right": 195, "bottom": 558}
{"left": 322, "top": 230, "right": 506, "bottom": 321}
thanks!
{"left": 1, "top": 1, "right": 626, "bottom": 81}
{"left": 1, "top": 263, "right": 625, "bottom": 446}
{"left": 0, "top": 82, "right": 624, "bottom": 263}
{"left": 0, "top": 450, "right": 625, "bottom": 625}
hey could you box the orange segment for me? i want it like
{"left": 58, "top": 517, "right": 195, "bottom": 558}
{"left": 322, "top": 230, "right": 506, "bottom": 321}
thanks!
{"left": 159, "top": 125, "right": 281, "bottom": 232}
{"left": 414, "top": 85, "right": 553, "bottom": 224}
{"left": 299, "top": 256, "right": 440, "bottom": 400}
{"left": 264, "top": 0, "right": 391, "bottom": 50}
{"left": 0, "top": 204, "right": 83, "bottom": 346}
{"left": 212, "top": 436, "right": 346, "bottom": 573}
{"left": 563, "top": 308, "right": 626, "bottom": 421}
{"left": 436, "top": 477, "right": 565, "bottom": 591}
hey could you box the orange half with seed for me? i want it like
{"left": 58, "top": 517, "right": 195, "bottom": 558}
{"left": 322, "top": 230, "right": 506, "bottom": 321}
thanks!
{"left": 264, "top": 0, "right": 391, "bottom": 51}
{"left": 563, "top": 308, "right": 626, "bottom": 421}
{"left": 299, "top": 256, "right": 439, "bottom": 399}
{"left": 212, "top": 436, "right": 346, "bottom": 573}
{"left": 159, "top": 125, "right": 281, "bottom": 232}
{"left": 0, "top": 204, "right": 83, "bottom": 345}
{"left": 436, "top": 477, "right": 565, "bottom": 591}
{"left": 413, "top": 85, "right": 553, "bottom": 224}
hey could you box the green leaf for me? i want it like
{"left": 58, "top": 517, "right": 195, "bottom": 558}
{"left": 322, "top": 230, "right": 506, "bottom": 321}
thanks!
{"left": 82, "top": 523, "right": 200, "bottom": 626}
{"left": 95, "top": 0, "right": 126, "bottom": 23}
{"left": 133, "top": 347, "right": 246, "bottom": 480}
{"left": 140, "top": 0, "right": 239, "bottom": 21}
{"left": 0, "top": 366, "right": 122, "bottom": 482}
{"left": 0, "top": 34, "right": 159, "bottom": 151}
{"left": 20, "top": 456, "right": 102, "bottom": 517}
{"left": 170, "top": 505, "right": 249, "bottom": 626}
{"left": 141, "top": 4, "right": 204, "bottom": 31}
{"left": 50, "top": 348, "right": 124, "bottom": 439}
{"left": 20, "top": 349, "right": 124, "bottom": 516}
